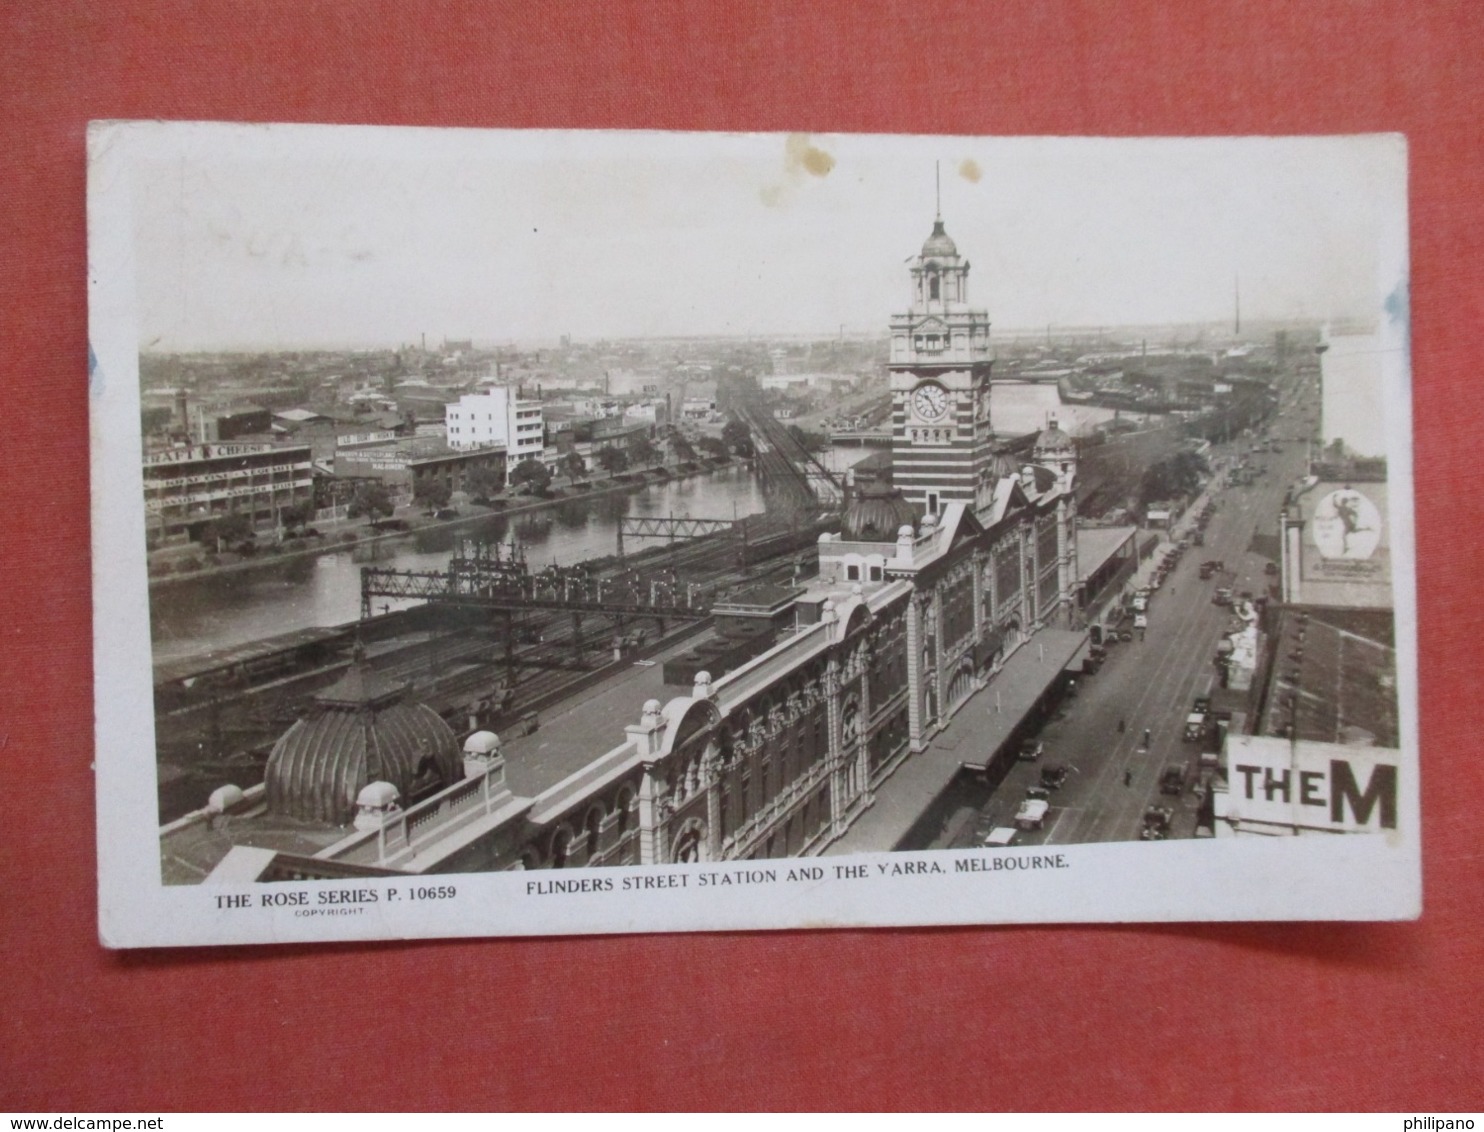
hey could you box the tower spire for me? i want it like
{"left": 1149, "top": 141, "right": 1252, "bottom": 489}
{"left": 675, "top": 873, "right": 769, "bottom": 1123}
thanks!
{"left": 935, "top": 161, "right": 941, "bottom": 221}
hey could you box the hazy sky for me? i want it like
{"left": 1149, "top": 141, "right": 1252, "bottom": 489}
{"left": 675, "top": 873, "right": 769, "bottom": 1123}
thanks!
{"left": 117, "top": 124, "right": 1406, "bottom": 350}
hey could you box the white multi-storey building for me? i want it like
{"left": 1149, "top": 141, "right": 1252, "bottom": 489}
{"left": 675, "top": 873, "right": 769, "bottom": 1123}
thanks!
{"left": 445, "top": 387, "right": 545, "bottom": 474}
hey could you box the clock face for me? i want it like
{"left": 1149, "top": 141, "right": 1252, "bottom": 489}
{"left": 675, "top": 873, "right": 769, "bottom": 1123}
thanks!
{"left": 911, "top": 382, "right": 950, "bottom": 421}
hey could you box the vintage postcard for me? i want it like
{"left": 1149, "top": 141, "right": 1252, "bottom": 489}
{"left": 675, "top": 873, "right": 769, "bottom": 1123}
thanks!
{"left": 88, "top": 123, "right": 1417, "bottom": 947}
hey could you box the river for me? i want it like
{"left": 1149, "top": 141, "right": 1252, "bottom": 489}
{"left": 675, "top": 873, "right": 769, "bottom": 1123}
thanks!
{"left": 150, "top": 466, "right": 769, "bottom": 667}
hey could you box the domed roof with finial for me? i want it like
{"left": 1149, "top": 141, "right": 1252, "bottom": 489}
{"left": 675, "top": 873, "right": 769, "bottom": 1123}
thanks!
{"left": 265, "top": 648, "right": 462, "bottom": 825}
{"left": 843, "top": 487, "right": 920, "bottom": 542}
{"left": 921, "top": 218, "right": 958, "bottom": 260}
{"left": 1035, "top": 416, "right": 1074, "bottom": 453}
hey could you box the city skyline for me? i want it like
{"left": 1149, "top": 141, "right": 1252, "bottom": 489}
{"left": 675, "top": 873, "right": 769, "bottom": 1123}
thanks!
{"left": 120, "top": 125, "right": 1405, "bottom": 351}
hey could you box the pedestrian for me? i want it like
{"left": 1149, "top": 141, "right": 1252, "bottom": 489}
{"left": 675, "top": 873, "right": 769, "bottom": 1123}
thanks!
{"left": 1123, "top": 770, "right": 1133, "bottom": 787}
{"left": 1117, "top": 718, "right": 1126, "bottom": 734}
{"left": 1142, "top": 728, "right": 1151, "bottom": 747}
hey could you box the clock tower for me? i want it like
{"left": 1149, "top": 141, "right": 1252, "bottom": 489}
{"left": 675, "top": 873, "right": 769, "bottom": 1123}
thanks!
{"left": 888, "top": 205, "right": 995, "bottom": 516}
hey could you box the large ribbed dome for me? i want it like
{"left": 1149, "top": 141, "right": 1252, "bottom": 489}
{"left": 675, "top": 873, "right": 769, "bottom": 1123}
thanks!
{"left": 843, "top": 487, "right": 919, "bottom": 542}
{"left": 921, "top": 218, "right": 958, "bottom": 259}
{"left": 265, "top": 660, "right": 462, "bottom": 825}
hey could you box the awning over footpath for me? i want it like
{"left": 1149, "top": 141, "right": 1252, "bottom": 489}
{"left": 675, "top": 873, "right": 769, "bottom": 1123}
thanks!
{"left": 826, "top": 628, "right": 1087, "bottom": 855}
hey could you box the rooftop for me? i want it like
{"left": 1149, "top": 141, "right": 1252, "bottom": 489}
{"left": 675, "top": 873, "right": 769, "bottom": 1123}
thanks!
{"left": 500, "top": 630, "right": 717, "bottom": 798}
{"left": 1076, "top": 526, "right": 1138, "bottom": 581}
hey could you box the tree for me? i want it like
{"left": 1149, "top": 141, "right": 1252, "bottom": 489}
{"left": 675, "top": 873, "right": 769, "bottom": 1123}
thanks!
{"left": 1139, "top": 451, "right": 1211, "bottom": 506}
{"left": 465, "top": 463, "right": 504, "bottom": 501}
{"left": 202, "top": 509, "right": 252, "bottom": 553}
{"left": 562, "top": 450, "right": 587, "bottom": 481}
{"left": 509, "top": 457, "right": 552, "bottom": 496}
{"left": 597, "top": 447, "right": 629, "bottom": 475}
{"left": 722, "top": 417, "right": 752, "bottom": 455}
{"left": 279, "top": 501, "right": 314, "bottom": 536}
{"left": 414, "top": 477, "right": 452, "bottom": 512}
{"left": 786, "top": 424, "right": 828, "bottom": 452}
{"left": 670, "top": 433, "right": 697, "bottom": 463}
{"left": 630, "top": 435, "right": 659, "bottom": 467}
{"left": 348, "top": 481, "right": 394, "bottom": 524}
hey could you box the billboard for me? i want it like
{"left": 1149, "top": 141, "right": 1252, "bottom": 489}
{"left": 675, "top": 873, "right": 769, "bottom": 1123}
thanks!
{"left": 1217, "top": 735, "right": 1400, "bottom": 835}
{"left": 1286, "top": 480, "right": 1391, "bottom": 608}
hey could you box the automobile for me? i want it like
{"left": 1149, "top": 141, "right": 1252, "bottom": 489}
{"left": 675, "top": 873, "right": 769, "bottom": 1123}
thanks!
{"left": 1040, "top": 764, "right": 1070, "bottom": 790}
{"left": 1025, "top": 785, "right": 1052, "bottom": 801}
{"left": 1140, "top": 805, "right": 1174, "bottom": 839}
{"left": 1183, "top": 711, "right": 1207, "bottom": 741}
{"left": 1213, "top": 588, "right": 1233, "bottom": 607}
{"left": 1134, "top": 613, "right": 1148, "bottom": 630}
{"left": 1014, "top": 798, "right": 1050, "bottom": 830}
{"left": 1017, "top": 738, "right": 1044, "bottom": 762}
{"left": 1265, "top": 561, "right": 1279, "bottom": 576}
{"left": 1160, "top": 765, "right": 1186, "bottom": 796}
{"left": 982, "top": 827, "right": 1019, "bottom": 848}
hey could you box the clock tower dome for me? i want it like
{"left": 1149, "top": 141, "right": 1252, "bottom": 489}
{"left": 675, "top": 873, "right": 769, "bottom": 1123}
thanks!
{"left": 888, "top": 203, "right": 995, "bottom": 516}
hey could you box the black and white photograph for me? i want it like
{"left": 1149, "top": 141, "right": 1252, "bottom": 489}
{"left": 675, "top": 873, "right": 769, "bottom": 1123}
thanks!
{"left": 88, "top": 123, "right": 1418, "bottom": 946}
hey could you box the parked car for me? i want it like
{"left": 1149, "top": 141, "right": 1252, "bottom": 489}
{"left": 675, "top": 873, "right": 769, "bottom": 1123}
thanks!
{"left": 1140, "top": 805, "right": 1174, "bottom": 840}
{"left": 982, "top": 827, "right": 1019, "bottom": 848}
{"left": 1018, "top": 738, "right": 1043, "bottom": 762}
{"left": 1159, "top": 765, "right": 1186, "bottom": 796}
{"left": 1040, "top": 763, "right": 1070, "bottom": 790}
{"left": 1014, "top": 799, "right": 1049, "bottom": 831}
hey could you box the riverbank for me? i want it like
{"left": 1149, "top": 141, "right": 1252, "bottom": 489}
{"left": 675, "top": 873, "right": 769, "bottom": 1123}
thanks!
{"left": 148, "top": 457, "right": 741, "bottom": 587}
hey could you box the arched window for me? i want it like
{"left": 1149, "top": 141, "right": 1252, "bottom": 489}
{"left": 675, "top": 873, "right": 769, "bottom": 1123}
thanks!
{"left": 584, "top": 806, "right": 604, "bottom": 862}
{"left": 615, "top": 786, "right": 635, "bottom": 837}
{"left": 929, "top": 274, "right": 940, "bottom": 300}
{"left": 550, "top": 825, "right": 572, "bottom": 869}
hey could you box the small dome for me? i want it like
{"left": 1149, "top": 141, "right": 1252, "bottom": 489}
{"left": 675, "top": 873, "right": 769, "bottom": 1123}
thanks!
{"left": 463, "top": 730, "right": 502, "bottom": 755}
{"left": 207, "top": 784, "right": 246, "bottom": 814}
{"left": 921, "top": 218, "right": 958, "bottom": 259}
{"left": 356, "top": 781, "right": 401, "bottom": 810}
{"left": 843, "top": 487, "right": 919, "bottom": 541}
{"left": 1035, "top": 419, "right": 1073, "bottom": 451}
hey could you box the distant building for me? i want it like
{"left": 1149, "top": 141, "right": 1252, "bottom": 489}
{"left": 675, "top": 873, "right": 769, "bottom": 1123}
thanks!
{"left": 1318, "top": 327, "right": 1390, "bottom": 459}
{"left": 446, "top": 386, "right": 544, "bottom": 475}
{"left": 192, "top": 404, "right": 273, "bottom": 442}
{"left": 622, "top": 399, "right": 670, "bottom": 426}
{"left": 142, "top": 441, "right": 314, "bottom": 545}
{"left": 334, "top": 437, "right": 506, "bottom": 502}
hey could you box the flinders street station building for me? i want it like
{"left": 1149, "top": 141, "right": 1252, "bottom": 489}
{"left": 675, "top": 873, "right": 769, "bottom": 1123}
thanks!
{"left": 164, "top": 213, "right": 1111, "bottom": 882}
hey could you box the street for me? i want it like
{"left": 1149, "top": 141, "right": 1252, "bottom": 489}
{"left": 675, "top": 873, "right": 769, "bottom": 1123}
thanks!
{"left": 952, "top": 381, "right": 1317, "bottom": 848}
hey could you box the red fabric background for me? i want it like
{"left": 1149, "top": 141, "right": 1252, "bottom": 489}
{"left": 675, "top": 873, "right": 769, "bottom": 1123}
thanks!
{"left": 2, "top": 0, "right": 1481, "bottom": 1112}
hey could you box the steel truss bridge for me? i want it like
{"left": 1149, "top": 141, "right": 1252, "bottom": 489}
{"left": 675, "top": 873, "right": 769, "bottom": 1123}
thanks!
{"left": 739, "top": 405, "right": 846, "bottom": 510}
{"left": 615, "top": 515, "right": 737, "bottom": 557}
{"left": 360, "top": 541, "right": 714, "bottom": 621}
